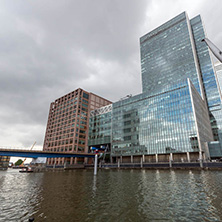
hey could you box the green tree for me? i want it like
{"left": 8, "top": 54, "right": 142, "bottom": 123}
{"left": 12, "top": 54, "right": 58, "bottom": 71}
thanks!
{"left": 15, "top": 159, "right": 23, "bottom": 166}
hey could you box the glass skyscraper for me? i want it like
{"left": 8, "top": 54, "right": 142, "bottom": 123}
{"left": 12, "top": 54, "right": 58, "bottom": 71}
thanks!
{"left": 140, "top": 12, "right": 203, "bottom": 97}
{"left": 141, "top": 12, "right": 222, "bottom": 144}
{"left": 214, "top": 62, "right": 222, "bottom": 96}
{"left": 88, "top": 12, "right": 222, "bottom": 162}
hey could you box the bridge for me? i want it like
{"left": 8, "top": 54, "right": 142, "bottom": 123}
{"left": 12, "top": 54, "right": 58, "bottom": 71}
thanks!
{"left": 0, "top": 147, "right": 100, "bottom": 175}
{"left": 0, "top": 148, "right": 95, "bottom": 159}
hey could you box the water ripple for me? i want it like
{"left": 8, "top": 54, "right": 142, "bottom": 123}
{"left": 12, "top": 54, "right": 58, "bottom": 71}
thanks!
{"left": 1, "top": 169, "right": 222, "bottom": 221}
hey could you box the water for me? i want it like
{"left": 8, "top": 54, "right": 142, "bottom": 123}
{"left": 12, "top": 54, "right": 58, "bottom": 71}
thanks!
{"left": 1, "top": 169, "right": 222, "bottom": 222}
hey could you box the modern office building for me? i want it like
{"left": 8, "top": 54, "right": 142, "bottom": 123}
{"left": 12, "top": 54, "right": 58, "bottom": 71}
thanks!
{"left": 43, "top": 88, "right": 111, "bottom": 165}
{"left": 44, "top": 12, "right": 222, "bottom": 164}
{"left": 141, "top": 12, "right": 202, "bottom": 97}
{"left": 88, "top": 12, "right": 222, "bottom": 162}
{"left": 141, "top": 12, "right": 222, "bottom": 141}
{"left": 88, "top": 104, "right": 112, "bottom": 148}
{"left": 207, "top": 62, "right": 222, "bottom": 158}
{"left": 88, "top": 104, "right": 112, "bottom": 162}
{"left": 214, "top": 62, "right": 222, "bottom": 95}
{"left": 111, "top": 79, "right": 213, "bottom": 162}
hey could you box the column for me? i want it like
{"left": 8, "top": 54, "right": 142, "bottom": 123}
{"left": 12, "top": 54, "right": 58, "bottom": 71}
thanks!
{"left": 142, "top": 155, "right": 145, "bottom": 163}
{"left": 169, "top": 153, "right": 173, "bottom": 168}
{"left": 187, "top": 152, "right": 190, "bottom": 162}
{"left": 94, "top": 154, "right": 98, "bottom": 175}
{"left": 131, "top": 155, "right": 133, "bottom": 163}
{"left": 155, "top": 154, "right": 158, "bottom": 163}
{"left": 199, "top": 151, "right": 203, "bottom": 168}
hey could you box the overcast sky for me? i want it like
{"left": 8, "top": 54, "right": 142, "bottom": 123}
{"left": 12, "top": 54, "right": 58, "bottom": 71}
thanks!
{"left": 0, "top": 0, "right": 222, "bottom": 151}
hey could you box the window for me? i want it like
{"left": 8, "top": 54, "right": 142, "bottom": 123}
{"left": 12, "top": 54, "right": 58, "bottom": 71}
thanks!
{"left": 83, "top": 93, "right": 89, "bottom": 99}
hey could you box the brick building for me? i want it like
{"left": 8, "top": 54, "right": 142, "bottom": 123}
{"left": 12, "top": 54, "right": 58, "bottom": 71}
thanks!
{"left": 43, "top": 88, "right": 111, "bottom": 166}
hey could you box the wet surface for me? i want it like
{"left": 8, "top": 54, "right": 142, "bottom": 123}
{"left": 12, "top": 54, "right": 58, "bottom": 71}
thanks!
{"left": 1, "top": 169, "right": 222, "bottom": 221}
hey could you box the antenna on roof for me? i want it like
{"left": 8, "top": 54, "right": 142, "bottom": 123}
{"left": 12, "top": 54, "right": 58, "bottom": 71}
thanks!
{"left": 119, "top": 94, "right": 132, "bottom": 101}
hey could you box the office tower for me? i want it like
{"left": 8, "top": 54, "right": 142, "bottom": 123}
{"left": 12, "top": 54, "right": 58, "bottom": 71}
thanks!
{"left": 207, "top": 62, "right": 222, "bottom": 157}
{"left": 214, "top": 62, "right": 222, "bottom": 96}
{"left": 140, "top": 12, "right": 203, "bottom": 96}
{"left": 43, "top": 88, "right": 111, "bottom": 166}
{"left": 111, "top": 11, "right": 218, "bottom": 162}
{"left": 88, "top": 12, "right": 222, "bottom": 162}
{"left": 140, "top": 12, "right": 222, "bottom": 142}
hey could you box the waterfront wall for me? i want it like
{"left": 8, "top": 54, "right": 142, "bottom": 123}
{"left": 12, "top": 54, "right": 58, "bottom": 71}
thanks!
{"left": 85, "top": 162, "right": 222, "bottom": 170}
{"left": 41, "top": 161, "right": 222, "bottom": 171}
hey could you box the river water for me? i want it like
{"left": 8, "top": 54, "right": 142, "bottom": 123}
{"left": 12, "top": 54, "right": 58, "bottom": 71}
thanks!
{"left": 1, "top": 169, "right": 222, "bottom": 222}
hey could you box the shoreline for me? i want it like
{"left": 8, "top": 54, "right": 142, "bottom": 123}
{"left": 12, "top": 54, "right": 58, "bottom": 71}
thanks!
{"left": 28, "top": 162, "right": 222, "bottom": 172}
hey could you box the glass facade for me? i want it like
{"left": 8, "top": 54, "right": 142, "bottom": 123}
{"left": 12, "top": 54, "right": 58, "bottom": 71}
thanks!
{"left": 88, "top": 12, "right": 222, "bottom": 160}
{"left": 190, "top": 16, "right": 222, "bottom": 142}
{"left": 112, "top": 79, "right": 212, "bottom": 157}
{"left": 215, "top": 63, "right": 222, "bottom": 94}
{"left": 140, "top": 12, "right": 201, "bottom": 97}
{"left": 88, "top": 104, "right": 112, "bottom": 147}
{"left": 188, "top": 79, "right": 214, "bottom": 157}
{"left": 141, "top": 12, "right": 222, "bottom": 146}
{"left": 190, "top": 16, "right": 221, "bottom": 108}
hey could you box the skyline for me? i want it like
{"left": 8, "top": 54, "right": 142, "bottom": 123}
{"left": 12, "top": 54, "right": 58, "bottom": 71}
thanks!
{"left": 0, "top": 0, "right": 222, "bottom": 149}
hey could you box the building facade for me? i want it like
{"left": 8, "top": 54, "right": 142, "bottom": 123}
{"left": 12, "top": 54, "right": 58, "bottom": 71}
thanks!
{"left": 43, "top": 88, "right": 111, "bottom": 165}
{"left": 88, "top": 104, "right": 112, "bottom": 162}
{"left": 111, "top": 79, "right": 212, "bottom": 162}
{"left": 140, "top": 12, "right": 203, "bottom": 97}
{"left": 214, "top": 62, "right": 222, "bottom": 97}
{"left": 44, "top": 12, "right": 222, "bottom": 164}
{"left": 141, "top": 12, "right": 222, "bottom": 143}
{"left": 87, "top": 12, "right": 222, "bottom": 162}
{"left": 88, "top": 104, "right": 112, "bottom": 149}
{"left": 207, "top": 62, "right": 222, "bottom": 158}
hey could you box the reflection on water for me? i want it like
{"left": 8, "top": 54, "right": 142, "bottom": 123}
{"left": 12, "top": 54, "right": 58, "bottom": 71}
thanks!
{"left": 1, "top": 169, "right": 222, "bottom": 221}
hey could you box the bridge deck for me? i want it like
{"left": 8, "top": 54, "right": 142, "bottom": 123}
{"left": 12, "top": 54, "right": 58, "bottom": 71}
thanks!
{"left": 0, "top": 149, "right": 95, "bottom": 158}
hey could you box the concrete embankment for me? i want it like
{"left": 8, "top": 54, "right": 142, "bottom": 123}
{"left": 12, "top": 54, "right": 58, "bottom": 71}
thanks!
{"left": 31, "top": 162, "right": 222, "bottom": 172}
{"left": 85, "top": 162, "right": 222, "bottom": 170}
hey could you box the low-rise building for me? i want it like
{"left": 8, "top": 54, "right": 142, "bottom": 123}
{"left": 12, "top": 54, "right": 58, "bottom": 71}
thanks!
{"left": 111, "top": 79, "right": 213, "bottom": 163}
{"left": 0, "top": 156, "right": 10, "bottom": 170}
